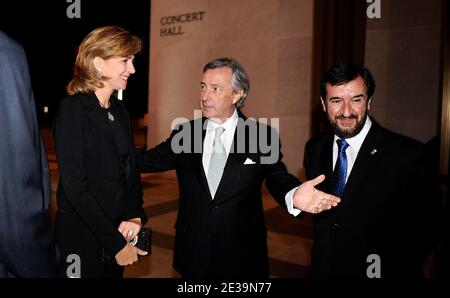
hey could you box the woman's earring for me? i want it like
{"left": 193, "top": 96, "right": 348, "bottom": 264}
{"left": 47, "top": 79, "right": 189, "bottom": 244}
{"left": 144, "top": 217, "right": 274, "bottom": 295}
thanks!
{"left": 95, "top": 68, "right": 103, "bottom": 79}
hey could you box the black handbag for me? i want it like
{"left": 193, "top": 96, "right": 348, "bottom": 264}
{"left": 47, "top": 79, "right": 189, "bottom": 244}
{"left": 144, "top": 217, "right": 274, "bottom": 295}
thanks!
{"left": 101, "top": 227, "right": 152, "bottom": 263}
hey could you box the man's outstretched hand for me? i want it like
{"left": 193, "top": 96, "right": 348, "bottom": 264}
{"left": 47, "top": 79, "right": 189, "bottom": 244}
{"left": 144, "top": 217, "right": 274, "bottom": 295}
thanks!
{"left": 293, "top": 174, "right": 341, "bottom": 214}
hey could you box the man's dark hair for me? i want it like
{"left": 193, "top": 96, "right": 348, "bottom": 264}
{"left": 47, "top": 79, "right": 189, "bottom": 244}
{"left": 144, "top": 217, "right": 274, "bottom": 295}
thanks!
{"left": 320, "top": 62, "right": 375, "bottom": 100}
{"left": 203, "top": 57, "right": 250, "bottom": 108}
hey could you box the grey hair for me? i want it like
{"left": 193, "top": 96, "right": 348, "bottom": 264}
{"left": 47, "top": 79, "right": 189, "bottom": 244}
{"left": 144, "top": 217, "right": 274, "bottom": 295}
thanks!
{"left": 203, "top": 57, "right": 250, "bottom": 108}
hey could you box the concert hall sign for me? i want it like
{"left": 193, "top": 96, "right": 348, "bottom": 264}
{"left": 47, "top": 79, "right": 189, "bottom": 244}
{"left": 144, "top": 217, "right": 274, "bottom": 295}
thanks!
{"left": 159, "top": 11, "right": 206, "bottom": 37}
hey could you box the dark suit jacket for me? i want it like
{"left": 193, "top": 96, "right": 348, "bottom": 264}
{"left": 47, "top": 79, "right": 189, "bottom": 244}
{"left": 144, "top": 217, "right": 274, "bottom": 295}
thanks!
{"left": 53, "top": 92, "right": 147, "bottom": 260}
{"left": 0, "top": 31, "right": 58, "bottom": 277}
{"left": 304, "top": 119, "right": 438, "bottom": 277}
{"left": 139, "top": 113, "right": 299, "bottom": 278}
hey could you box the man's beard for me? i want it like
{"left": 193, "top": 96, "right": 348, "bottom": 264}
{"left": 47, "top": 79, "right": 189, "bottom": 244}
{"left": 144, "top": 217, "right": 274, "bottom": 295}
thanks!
{"left": 329, "top": 112, "right": 368, "bottom": 139}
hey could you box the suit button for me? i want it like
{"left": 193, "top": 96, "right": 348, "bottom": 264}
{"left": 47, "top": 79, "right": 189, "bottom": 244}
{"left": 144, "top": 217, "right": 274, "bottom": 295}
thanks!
{"left": 210, "top": 204, "right": 218, "bottom": 209}
{"left": 332, "top": 223, "right": 339, "bottom": 230}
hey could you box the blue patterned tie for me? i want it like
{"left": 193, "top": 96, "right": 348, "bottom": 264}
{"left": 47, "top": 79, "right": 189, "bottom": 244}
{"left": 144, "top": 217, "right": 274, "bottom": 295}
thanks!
{"left": 333, "top": 139, "right": 349, "bottom": 197}
{"left": 207, "top": 127, "right": 227, "bottom": 199}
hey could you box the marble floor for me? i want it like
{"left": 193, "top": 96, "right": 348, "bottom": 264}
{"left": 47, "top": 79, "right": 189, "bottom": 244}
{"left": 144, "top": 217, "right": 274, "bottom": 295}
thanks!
{"left": 42, "top": 127, "right": 313, "bottom": 278}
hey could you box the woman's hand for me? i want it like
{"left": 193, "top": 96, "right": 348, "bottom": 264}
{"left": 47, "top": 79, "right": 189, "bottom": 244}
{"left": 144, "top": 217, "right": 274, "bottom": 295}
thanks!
{"left": 115, "top": 243, "right": 148, "bottom": 266}
{"left": 118, "top": 218, "right": 142, "bottom": 241}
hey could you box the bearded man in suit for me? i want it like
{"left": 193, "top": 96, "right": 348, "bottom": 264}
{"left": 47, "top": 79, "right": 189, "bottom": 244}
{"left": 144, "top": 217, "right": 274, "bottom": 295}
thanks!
{"left": 299, "top": 62, "right": 440, "bottom": 278}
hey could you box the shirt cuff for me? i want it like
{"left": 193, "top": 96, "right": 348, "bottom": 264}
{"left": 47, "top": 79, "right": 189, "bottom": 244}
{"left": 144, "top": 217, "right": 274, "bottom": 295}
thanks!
{"left": 285, "top": 186, "right": 301, "bottom": 216}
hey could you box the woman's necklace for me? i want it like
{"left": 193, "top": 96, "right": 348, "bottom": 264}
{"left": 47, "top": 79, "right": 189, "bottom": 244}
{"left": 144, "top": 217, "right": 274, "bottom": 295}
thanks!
{"left": 98, "top": 100, "right": 114, "bottom": 122}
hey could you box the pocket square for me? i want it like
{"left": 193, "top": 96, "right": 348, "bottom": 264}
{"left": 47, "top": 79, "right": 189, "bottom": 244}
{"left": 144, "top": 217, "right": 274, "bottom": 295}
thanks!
{"left": 244, "top": 158, "right": 256, "bottom": 165}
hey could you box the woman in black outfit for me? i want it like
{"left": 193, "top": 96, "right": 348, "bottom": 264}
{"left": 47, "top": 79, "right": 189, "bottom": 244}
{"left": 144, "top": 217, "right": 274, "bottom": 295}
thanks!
{"left": 53, "top": 26, "right": 147, "bottom": 278}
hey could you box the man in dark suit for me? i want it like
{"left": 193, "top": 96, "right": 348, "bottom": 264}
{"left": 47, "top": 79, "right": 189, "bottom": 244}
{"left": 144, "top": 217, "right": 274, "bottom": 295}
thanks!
{"left": 139, "top": 57, "right": 340, "bottom": 278}
{"left": 0, "top": 31, "right": 59, "bottom": 277}
{"left": 299, "top": 62, "right": 440, "bottom": 277}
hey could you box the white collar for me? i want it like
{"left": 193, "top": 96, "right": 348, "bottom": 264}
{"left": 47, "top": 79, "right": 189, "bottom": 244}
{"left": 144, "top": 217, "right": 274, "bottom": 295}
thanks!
{"left": 206, "top": 109, "right": 239, "bottom": 133}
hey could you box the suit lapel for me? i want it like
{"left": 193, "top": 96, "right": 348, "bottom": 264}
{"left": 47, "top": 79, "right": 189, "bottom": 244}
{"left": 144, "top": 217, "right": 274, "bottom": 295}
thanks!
{"left": 213, "top": 117, "right": 251, "bottom": 203}
{"left": 197, "top": 115, "right": 247, "bottom": 202}
{"left": 193, "top": 152, "right": 212, "bottom": 201}
{"left": 213, "top": 151, "right": 246, "bottom": 203}
{"left": 189, "top": 118, "right": 212, "bottom": 201}
{"left": 321, "top": 134, "right": 335, "bottom": 193}
{"left": 340, "top": 122, "right": 384, "bottom": 205}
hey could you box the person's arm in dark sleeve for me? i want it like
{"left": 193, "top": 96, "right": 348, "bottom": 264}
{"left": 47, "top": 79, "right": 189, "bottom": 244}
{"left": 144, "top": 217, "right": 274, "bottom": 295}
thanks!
{"left": 136, "top": 124, "right": 188, "bottom": 173}
{"left": 0, "top": 34, "right": 58, "bottom": 277}
{"left": 124, "top": 148, "right": 147, "bottom": 225}
{"left": 261, "top": 125, "right": 300, "bottom": 206}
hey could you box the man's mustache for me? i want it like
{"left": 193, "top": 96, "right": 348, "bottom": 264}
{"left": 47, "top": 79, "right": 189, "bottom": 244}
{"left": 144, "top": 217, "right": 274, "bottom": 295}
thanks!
{"left": 335, "top": 115, "right": 358, "bottom": 120}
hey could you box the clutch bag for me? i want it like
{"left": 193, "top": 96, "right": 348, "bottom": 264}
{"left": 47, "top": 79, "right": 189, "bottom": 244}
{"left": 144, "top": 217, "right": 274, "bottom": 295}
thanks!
{"left": 101, "top": 227, "right": 152, "bottom": 264}
{"left": 130, "top": 227, "right": 152, "bottom": 254}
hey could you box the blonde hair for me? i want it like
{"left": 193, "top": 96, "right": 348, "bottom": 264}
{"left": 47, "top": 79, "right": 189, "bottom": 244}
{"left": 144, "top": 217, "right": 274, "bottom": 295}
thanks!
{"left": 67, "top": 26, "right": 143, "bottom": 95}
